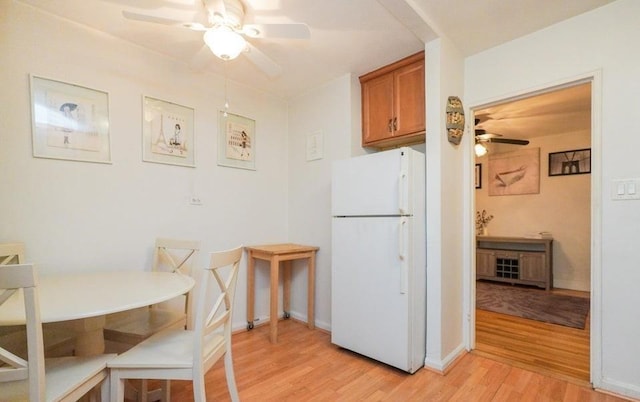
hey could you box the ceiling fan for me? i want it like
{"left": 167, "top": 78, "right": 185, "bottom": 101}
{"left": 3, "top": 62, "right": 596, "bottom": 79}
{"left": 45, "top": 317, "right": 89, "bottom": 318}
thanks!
{"left": 474, "top": 118, "right": 529, "bottom": 156}
{"left": 121, "top": 0, "right": 311, "bottom": 77}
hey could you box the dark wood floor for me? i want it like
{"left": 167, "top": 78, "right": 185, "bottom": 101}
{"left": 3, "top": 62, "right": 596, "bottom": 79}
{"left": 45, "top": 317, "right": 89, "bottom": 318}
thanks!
{"left": 168, "top": 319, "right": 626, "bottom": 401}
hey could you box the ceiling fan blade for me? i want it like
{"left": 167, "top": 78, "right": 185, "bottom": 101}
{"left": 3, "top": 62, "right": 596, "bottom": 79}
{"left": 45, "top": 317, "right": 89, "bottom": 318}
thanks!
{"left": 475, "top": 129, "right": 502, "bottom": 139}
{"left": 242, "top": 23, "right": 310, "bottom": 39}
{"left": 122, "top": 10, "right": 207, "bottom": 30}
{"left": 242, "top": 42, "right": 282, "bottom": 78}
{"left": 489, "top": 138, "right": 530, "bottom": 146}
{"left": 202, "top": 0, "right": 226, "bottom": 18}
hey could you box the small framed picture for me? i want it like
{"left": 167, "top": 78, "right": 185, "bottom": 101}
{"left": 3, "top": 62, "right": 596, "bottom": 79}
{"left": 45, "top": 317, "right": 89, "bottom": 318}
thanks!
{"left": 548, "top": 148, "right": 591, "bottom": 176}
{"left": 30, "top": 75, "right": 111, "bottom": 163}
{"left": 218, "top": 111, "right": 256, "bottom": 170}
{"left": 475, "top": 163, "right": 482, "bottom": 189}
{"left": 142, "top": 96, "right": 195, "bottom": 167}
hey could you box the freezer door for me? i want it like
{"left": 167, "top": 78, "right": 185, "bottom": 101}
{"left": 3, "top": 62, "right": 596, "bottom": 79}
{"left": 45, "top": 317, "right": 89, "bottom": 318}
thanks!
{"left": 331, "top": 216, "right": 420, "bottom": 372}
{"left": 332, "top": 148, "right": 412, "bottom": 216}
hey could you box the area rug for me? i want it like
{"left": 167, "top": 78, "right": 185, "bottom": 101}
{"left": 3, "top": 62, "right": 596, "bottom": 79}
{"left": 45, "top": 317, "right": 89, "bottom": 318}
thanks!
{"left": 476, "top": 281, "right": 590, "bottom": 329}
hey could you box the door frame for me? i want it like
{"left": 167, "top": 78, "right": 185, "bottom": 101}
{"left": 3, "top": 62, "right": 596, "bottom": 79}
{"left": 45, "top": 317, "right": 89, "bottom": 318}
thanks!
{"left": 464, "top": 70, "right": 602, "bottom": 386}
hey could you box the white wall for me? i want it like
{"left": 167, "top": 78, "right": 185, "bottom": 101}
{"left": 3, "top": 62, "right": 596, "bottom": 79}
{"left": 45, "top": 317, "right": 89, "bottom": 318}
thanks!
{"left": 0, "top": 2, "right": 289, "bottom": 330}
{"left": 286, "top": 74, "right": 356, "bottom": 330}
{"left": 475, "top": 132, "right": 591, "bottom": 291}
{"left": 424, "top": 35, "right": 466, "bottom": 372}
{"left": 465, "top": 0, "right": 640, "bottom": 397}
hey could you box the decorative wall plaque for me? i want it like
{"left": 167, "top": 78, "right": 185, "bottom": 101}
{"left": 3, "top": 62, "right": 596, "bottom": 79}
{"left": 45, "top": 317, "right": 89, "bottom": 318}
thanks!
{"left": 446, "top": 96, "right": 465, "bottom": 145}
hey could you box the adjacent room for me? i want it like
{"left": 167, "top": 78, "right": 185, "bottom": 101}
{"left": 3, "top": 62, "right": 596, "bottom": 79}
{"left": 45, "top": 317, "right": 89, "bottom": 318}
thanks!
{"left": 472, "top": 83, "right": 592, "bottom": 382}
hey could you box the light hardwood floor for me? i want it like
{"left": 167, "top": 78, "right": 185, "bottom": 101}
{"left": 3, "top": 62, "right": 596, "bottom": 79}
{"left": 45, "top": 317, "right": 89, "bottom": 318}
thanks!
{"left": 475, "top": 286, "right": 591, "bottom": 385}
{"left": 167, "top": 319, "right": 628, "bottom": 401}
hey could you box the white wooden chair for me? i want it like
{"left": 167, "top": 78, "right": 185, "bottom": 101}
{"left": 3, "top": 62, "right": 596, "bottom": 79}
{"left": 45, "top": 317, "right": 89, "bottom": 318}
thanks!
{"left": 0, "top": 243, "right": 25, "bottom": 266}
{"left": 0, "top": 243, "right": 75, "bottom": 360}
{"left": 108, "top": 245, "right": 243, "bottom": 402}
{"left": 103, "top": 238, "right": 199, "bottom": 401}
{"left": 0, "top": 263, "right": 116, "bottom": 401}
{"left": 104, "top": 238, "right": 200, "bottom": 347}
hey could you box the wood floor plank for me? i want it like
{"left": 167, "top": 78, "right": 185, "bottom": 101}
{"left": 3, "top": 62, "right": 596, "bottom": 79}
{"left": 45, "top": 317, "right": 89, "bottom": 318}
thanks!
{"left": 164, "top": 319, "right": 627, "bottom": 401}
{"left": 475, "top": 307, "right": 591, "bottom": 383}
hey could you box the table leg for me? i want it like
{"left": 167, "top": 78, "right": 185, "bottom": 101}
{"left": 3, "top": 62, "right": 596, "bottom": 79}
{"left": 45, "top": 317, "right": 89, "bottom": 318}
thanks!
{"left": 247, "top": 252, "right": 255, "bottom": 330}
{"left": 307, "top": 254, "right": 316, "bottom": 330}
{"left": 269, "top": 257, "right": 279, "bottom": 343}
{"left": 56, "top": 316, "right": 106, "bottom": 356}
{"left": 283, "top": 260, "right": 292, "bottom": 319}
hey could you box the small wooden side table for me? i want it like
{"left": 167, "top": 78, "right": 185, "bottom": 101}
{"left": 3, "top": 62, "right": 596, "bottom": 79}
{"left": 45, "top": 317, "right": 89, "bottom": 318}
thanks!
{"left": 245, "top": 243, "right": 319, "bottom": 343}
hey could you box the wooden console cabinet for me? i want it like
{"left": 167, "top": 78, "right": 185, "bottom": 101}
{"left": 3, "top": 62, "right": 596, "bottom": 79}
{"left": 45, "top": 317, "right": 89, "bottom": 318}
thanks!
{"left": 476, "top": 236, "right": 553, "bottom": 290}
{"left": 359, "top": 51, "right": 425, "bottom": 148}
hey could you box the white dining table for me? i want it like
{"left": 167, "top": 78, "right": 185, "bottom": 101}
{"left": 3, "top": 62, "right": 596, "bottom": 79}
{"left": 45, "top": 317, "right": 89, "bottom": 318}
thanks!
{"left": 0, "top": 270, "right": 195, "bottom": 356}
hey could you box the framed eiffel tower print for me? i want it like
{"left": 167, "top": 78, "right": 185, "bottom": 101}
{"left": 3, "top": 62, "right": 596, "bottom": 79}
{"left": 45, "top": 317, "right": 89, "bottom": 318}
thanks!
{"left": 142, "top": 95, "right": 195, "bottom": 167}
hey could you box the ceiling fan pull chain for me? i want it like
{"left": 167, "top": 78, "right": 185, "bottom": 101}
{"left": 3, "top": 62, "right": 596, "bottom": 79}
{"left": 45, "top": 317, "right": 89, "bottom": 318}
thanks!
{"left": 223, "top": 60, "right": 229, "bottom": 117}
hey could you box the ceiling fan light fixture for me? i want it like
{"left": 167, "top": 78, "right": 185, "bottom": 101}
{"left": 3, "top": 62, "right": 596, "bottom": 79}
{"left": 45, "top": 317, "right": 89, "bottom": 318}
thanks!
{"left": 474, "top": 142, "right": 488, "bottom": 157}
{"left": 204, "top": 27, "right": 246, "bottom": 60}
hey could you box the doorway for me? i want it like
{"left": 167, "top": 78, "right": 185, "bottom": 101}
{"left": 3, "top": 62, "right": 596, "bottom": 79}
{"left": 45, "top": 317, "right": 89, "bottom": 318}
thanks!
{"left": 469, "top": 79, "right": 595, "bottom": 383}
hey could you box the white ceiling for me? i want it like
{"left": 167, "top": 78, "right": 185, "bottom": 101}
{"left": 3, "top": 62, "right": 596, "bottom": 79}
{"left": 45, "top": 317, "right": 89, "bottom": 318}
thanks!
{"left": 17, "top": 0, "right": 615, "bottom": 100}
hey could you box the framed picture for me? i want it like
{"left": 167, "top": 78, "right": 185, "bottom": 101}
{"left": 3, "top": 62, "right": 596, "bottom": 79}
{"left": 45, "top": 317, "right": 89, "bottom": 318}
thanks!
{"left": 142, "top": 96, "right": 195, "bottom": 167}
{"left": 488, "top": 147, "right": 540, "bottom": 196}
{"left": 475, "top": 163, "right": 482, "bottom": 189}
{"left": 548, "top": 148, "right": 591, "bottom": 176}
{"left": 218, "top": 111, "right": 255, "bottom": 170}
{"left": 30, "top": 75, "right": 111, "bottom": 163}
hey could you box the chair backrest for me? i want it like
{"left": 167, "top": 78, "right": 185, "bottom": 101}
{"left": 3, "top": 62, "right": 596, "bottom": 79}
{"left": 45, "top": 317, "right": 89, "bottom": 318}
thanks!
{"left": 0, "top": 264, "right": 46, "bottom": 401}
{"left": 192, "top": 246, "right": 242, "bottom": 370}
{"left": 0, "top": 243, "right": 25, "bottom": 266}
{"left": 152, "top": 238, "right": 200, "bottom": 275}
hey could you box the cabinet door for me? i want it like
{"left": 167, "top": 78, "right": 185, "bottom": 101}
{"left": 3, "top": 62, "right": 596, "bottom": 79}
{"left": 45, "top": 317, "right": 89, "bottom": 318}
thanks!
{"left": 394, "top": 59, "right": 425, "bottom": 137}
{"left": 362, "top": 73, "right": 394, "bottom": 145}
{"left": 519, "top": 252, "right": 546, "bottom": 282}
{"left": 476, "top": 249, "right": 496, "bottom": 278}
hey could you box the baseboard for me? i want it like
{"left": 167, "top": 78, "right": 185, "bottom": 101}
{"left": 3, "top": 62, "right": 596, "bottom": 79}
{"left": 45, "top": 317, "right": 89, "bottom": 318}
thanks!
{"left": 597, "top": 377, "right": 640, "bottom": 401}
{"left": 233, "top": 312, "right": 330, "bottom": 333}
{"left": 424, "top": 343, "right": 466, "bottom": 374}
{"left": 553, "top": 279, "right": 590, "bottom": 292}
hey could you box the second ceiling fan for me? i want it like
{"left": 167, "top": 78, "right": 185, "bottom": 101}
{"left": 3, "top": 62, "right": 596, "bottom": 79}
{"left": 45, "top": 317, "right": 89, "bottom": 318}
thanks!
{"left": 474, "top": 118, "right": 529, "bottom": 156}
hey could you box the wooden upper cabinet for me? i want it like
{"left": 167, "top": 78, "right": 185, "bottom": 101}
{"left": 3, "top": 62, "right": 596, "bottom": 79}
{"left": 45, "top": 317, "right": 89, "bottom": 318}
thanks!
{"left": 360, "top": 51, "right": 425, "bottom": 148}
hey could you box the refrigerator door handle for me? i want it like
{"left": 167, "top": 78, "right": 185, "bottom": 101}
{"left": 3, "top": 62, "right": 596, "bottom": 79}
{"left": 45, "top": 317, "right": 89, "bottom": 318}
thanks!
{"left": 399, "top": 218, "right": 408, "bottom": 294}
{"left": 398, "top": 171, "right": 408, "bottom": 214}
{"left": 399, "top": 150, "right": 409, "bottom": 214}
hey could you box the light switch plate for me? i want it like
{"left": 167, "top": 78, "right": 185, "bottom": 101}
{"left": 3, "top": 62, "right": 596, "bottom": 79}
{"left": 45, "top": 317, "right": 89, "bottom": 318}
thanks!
{"left": 612, "top": 179, "right": 640, "bottom": 200}
{"left": 306, "top": 131, "right": 323, "bottom": 161}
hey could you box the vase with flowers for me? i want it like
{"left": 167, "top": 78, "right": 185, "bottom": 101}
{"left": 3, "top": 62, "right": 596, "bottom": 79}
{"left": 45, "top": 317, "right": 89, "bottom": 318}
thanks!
{"left": 476, "top": 209, "right": 494, "bottom": 236}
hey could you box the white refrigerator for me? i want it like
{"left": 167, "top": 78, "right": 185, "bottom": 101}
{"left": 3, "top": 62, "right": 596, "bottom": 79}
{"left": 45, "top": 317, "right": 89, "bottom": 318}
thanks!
{"left": 331, "top": 147, "right": 426, "bottom": 373}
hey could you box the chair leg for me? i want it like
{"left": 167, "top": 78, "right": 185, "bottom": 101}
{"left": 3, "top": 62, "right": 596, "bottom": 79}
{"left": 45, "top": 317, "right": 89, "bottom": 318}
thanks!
{"left": 192, "top": 376, "right": 206, "bottom": 402}
{"left": 224, "top": 351, "right": 239, "bottom": 402}
{"left": 110, "top": 371, "right": 126, "bottom": 402}
{"left": 140, "top": 380, "right": 148, "bottom": 402}
{"left": 162, "top": 380, "right": 171, "bottom": 402}
{"left": 101, "top": 377, "right": 110, "bottom": 402}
